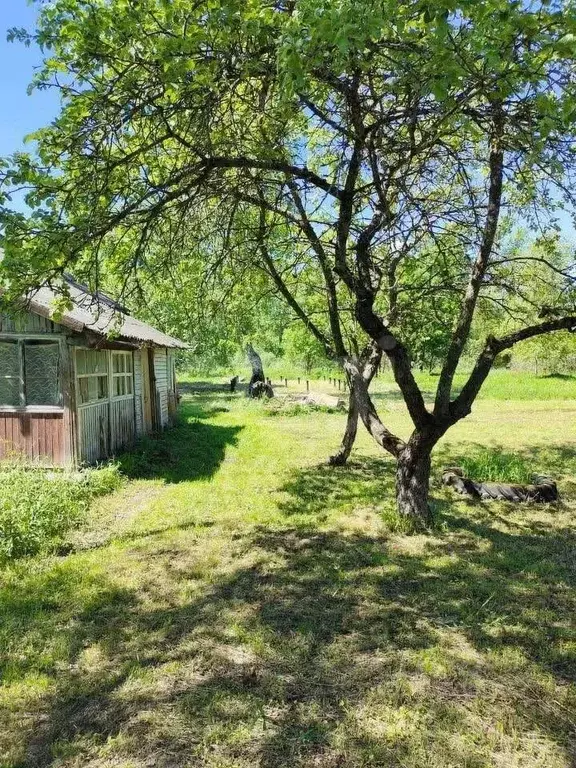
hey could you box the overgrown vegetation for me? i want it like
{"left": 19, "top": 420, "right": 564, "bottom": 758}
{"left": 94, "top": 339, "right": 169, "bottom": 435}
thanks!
{"left": 0, "top": 464, "right": 121, "bottom": 560}
{"left": 458, "top": 449, "right": 533, "bottom": 484}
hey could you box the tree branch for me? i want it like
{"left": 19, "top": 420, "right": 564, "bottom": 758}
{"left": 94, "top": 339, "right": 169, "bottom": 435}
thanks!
{"left": 451, "top": 315, "right": 576, "bottom": 420}
{"left": 435, "top": 110, "right": 505, "bottom": 416}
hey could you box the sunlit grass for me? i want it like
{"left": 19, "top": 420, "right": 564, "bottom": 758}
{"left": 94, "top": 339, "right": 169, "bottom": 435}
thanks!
{"left": 1, "top": 376, "right": 575, "bottom": 767}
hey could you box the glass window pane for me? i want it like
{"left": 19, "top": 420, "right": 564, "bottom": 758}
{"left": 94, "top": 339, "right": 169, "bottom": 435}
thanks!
{"left": 92, "top": 351, "right": 100, "bottom": 374}
{"left": 126, "top": 376, "right": 133, "bottom": 395}
{"left": 88, "top": 377, "right": 98, "bottom": 402}
{"left": 126, "top": 354, "right": 133, "bottom": 373}
{"left": 76, "top": 349, "right": 86, "bottom": 375}
{"left": 0, "top": 341, "right": 20, "bottom": 407}
{"left": 0, "top": 341, "right": 19, "bottom": 375}
{"left": 79, "top": 378, "right": 89, "bottom": 404}
{"left": 25, "top": 342, "right": 61, "bottom": 406}
{"left": 98, "top": 376, "right": 108, "bottom": 400}
{"left": 0, "top": 377, "right": 21, "bottom": 407}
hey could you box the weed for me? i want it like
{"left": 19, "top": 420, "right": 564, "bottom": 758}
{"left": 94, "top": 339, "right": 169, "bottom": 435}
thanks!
{"left": 0, "top": 464, "right": 121, "bottom": 560}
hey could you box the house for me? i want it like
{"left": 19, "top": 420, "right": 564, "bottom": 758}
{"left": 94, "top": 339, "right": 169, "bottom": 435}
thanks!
{"left": 0, "top": 276, "right": 187, "bottom": 465}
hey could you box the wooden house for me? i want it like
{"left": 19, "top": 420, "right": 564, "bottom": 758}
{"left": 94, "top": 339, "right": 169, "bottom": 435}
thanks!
{"left": 0, "top": 277, "right": 187, "bottom": 465}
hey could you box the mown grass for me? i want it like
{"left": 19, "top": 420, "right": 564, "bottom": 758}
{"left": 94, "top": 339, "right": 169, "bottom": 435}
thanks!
{"left": 1, "top": 376, "right": 575, "bottom": 767}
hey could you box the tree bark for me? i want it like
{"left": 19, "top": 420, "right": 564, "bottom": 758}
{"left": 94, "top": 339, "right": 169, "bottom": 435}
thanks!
{"left": 395, "top": 447, "right": 433, "bottom": 528}
{"left": 329, "top": 343, "right": 382, "bottom": 465}
{"left": 329, "top": 387, "right": 358, "bottom": 465}
{"left": 246, "top": 343, "right": 273, "bottom": 398}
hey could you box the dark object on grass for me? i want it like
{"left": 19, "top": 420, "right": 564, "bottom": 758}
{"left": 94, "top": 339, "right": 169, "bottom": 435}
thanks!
{"left": 441, "top": 467, "right": 558, "bottom": 503}
{"left": 230, "top": 375, "right": 239, "bottom": 393}
{"left": 249, "top": 380, "right": 274, "bottom": 399}
{"left": 246, "top": 343, "right": 274, "bottom": 398}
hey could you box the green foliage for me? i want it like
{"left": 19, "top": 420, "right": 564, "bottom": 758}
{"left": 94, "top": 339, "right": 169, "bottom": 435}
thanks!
{"left": 282, "top": 324, "right": 329, "bottom": 375}
{"left": 0, "top": 464, "right": 121, "bottom": 560}
{"left": 458, "top": 448, "right": 533, "bottom": 484}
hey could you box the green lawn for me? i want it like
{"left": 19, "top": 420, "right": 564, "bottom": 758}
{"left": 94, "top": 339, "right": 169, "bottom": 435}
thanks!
{"left": 1, "top": 375, "right": 576, "bottom": 767}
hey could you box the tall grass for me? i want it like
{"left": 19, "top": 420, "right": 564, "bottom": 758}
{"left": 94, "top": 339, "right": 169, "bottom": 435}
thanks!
{"left": 0, "top": 465, "right": 122, "bottom": 561}
{"left": 458, "top": 448, "right": 533, "bottom": 483}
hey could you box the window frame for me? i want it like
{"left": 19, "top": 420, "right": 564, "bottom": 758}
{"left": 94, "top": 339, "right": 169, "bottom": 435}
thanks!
{"left": 111, "top": 351, "right": 134, "bottom": 401}
{"left": 75, "top": 348, "right": 110, "bottom": 408}
{"left": 75, "top": 348, "right": 135, "bottom": 408}
{"left": 0, "top": 336, "right": 64, "bottom": 413}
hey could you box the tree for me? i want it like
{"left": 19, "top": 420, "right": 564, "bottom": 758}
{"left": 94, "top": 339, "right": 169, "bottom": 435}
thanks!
{"left": 1, "top": 0, "right": 576, "bottom": 526}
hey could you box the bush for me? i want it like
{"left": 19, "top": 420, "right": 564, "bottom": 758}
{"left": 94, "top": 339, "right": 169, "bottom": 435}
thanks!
{"left": 0, "top": 464, "right": 122, "bottom": 561}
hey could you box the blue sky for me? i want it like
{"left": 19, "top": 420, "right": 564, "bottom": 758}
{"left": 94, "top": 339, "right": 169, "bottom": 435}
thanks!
{"left": 0, "top": 2, "right": 59, "bottom": 159}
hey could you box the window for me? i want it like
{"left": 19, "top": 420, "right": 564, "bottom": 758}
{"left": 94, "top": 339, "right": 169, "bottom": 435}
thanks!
{"left": 25, "top": 341, "right": 61, "bottom": 405}
{"left": 76, "top": 349, "right": 109, "bottom": 405}
{"left": 0, "top": 340, "right": 61, "bottom": 408}
{"left": 112, "top": 352, "right": 134, "bottom": 398}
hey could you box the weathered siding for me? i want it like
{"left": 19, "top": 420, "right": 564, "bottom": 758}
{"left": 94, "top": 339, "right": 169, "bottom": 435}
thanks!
{"left": 167, "top": 349, "right": 178, "bottom": 422}
{"left": 133, "top": 349, "right": 144, "bottom": 436}
{"left": 0, "top": 412, "right": 66, "bottom": 464}
{"left": 110, "top": 398, "right": 136, "bottom": 453}
{"left": 0, "top": 311, "right": 59, "bottom": 334}
{"left": 153, "top": 348, "right": 169, "bottom": 428}
{"left": 77, "top": 401, "right": 109, "bottom": 464}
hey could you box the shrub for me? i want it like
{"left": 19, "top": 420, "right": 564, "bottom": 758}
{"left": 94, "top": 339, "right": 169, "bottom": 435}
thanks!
{"left": 0, "top": 464, "right": 122, "bottom": 561}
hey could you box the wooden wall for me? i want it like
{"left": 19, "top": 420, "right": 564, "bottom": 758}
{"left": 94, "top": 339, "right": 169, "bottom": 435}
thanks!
{"left": 77, "top": 401, "right": 109, "bottom": 464}
{"left": 0, "top": 311, "right": 59, "bottom": 334}
{"left": 0, "top": 306, "right": 178, "bottom": 464}
{"left": 133, "top": 349, "right": 144, "bottom": 436}
{"left": 110, "top": 398, "right": 136, "bottom": 454}
{"left": 0, "top": 412, "right": 66, "bottom": 464}
{"left": 153, "top": 348, "right": 170, "bottom": 428}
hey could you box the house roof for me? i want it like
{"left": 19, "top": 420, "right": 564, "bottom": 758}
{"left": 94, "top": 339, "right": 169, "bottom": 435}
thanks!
{"left": 27, "top": 276, "right": 188, "bottom": 349}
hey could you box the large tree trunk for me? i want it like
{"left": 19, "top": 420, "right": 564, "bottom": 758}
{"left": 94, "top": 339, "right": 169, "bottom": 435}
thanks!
{"left": 246, "top": 343, "right": 273, "bottom": 398}
{"left": 329, "top": 386, "right": 358, "bottom": 465}
{"left": 395, "top": 446, "right": 433, "bottom": 527}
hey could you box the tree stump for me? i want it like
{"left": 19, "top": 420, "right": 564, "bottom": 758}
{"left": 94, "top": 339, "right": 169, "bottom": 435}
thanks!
{"left": 246, "top": 343, "right": 274, "bottom": 398}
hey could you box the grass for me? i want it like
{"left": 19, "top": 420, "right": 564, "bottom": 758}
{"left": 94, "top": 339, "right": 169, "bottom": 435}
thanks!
{"left": 0, "top": 464, "right": 121, "bottom": 561}
{"left": 457, "top": 448, "right": 535, "bottom": 484}
{"left": 1, "top": 373, "right": 576, "bottom": 767}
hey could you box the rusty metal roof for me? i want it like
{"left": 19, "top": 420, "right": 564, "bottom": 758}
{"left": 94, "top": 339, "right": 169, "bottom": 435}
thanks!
{"left": 27, "top": 278, "right": 188, "bottom": 349}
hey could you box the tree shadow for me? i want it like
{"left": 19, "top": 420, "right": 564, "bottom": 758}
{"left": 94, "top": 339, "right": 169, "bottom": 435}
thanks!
{"left": 539, "top": 372, "right": 576, "bottom": 380}
{"left": 6, "top": 505, "right": 576, "bottom": 767}
{"left": 117, "top": 401, "right": 243, "bottom": 483}
{"left": 278, "top": 456, "right": 396, "bottom": 521}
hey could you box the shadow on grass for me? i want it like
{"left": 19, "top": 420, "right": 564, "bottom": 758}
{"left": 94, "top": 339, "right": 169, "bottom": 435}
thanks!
{"left": 117, "top": 398, "right": 243, "bottom": 483}
{"left": 5, "top": 509, "right": 576, "bottom": 767}
{"left": 540, "top": 372, "right": 576, "bottom": 380}
{"left": 278, "top": 456, "right": 395, "bottom": 521}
